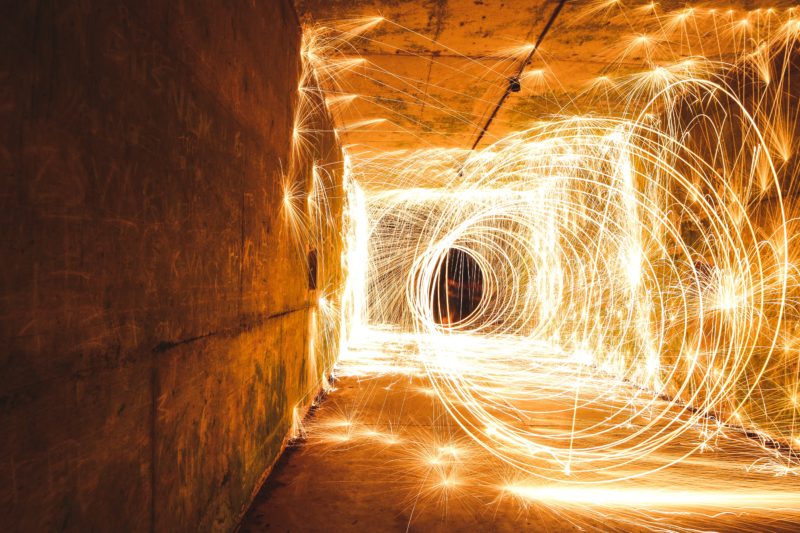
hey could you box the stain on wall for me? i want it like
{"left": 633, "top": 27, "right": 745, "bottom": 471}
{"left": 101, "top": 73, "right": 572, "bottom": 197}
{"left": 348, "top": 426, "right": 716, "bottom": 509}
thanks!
{"left": 0, "top": 1, "right": 345, "bottom": 530}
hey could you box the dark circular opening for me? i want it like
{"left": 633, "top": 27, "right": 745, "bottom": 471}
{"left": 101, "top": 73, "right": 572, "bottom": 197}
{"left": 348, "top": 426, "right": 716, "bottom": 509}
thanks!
{"left": 433, "top": 248, "right": 484, "bottom": 326}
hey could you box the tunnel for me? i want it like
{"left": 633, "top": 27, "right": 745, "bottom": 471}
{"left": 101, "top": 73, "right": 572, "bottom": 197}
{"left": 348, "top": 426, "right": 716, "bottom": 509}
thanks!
{"left": 3, "top": 1, "right": 800, "bottom": 531}
{"left": 432, "top": 248, "right": 484, "bottom": 327}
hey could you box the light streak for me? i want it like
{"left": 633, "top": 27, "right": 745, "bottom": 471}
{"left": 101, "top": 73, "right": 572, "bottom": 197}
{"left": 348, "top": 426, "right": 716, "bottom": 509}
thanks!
{"left": 505, "top": 484, "right": 800, "bottom": 508}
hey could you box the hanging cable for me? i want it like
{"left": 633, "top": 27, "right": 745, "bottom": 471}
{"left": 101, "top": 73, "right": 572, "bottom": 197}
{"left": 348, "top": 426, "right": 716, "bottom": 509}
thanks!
{"left": 469, "top": 0, "right": 569, "bottom": 151}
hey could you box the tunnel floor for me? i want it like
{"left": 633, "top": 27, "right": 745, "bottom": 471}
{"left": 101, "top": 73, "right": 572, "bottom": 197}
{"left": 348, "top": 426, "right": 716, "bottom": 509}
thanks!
{"left": 241, "top": 328, "right": 800, "bottom": 532}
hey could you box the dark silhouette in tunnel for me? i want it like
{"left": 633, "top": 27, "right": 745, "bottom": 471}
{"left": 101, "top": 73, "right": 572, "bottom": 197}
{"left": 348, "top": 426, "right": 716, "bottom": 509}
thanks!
{"left": 433, "top": 248, "right": 484, "bottom": 326}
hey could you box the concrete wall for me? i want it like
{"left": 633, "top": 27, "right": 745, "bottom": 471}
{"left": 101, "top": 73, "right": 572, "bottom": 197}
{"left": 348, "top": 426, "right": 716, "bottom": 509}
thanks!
{"left": 0, "top": 1, "right": 345, "bottom": 530}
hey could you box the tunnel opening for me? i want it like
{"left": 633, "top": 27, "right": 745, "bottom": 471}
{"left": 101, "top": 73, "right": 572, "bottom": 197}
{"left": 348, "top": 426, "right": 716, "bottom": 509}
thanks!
{"left": 433, "top": 248, "right": 484, "bottom": 327}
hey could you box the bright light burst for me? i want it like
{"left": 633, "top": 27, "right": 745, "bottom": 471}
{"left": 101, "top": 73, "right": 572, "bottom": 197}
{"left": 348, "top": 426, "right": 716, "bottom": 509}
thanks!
{"left": 298, "top": 1, "right": 800, "bottom": 490}
{"left": 358, "top": 112, "right": 791, "bottom": 481}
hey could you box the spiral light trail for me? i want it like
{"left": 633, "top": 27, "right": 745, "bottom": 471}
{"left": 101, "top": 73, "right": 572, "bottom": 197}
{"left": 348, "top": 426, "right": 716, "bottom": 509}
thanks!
{"left": 362, "top": 112, "right": 790, "bottom": 482}
{"left": 295, "top": 1, "right": 800, "bottom": 494}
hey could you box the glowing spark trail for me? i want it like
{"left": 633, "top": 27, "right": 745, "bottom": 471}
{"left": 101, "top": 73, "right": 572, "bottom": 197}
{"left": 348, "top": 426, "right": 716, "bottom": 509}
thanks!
{"left": 295, "top": 1, "right": 800, "bottom": 519}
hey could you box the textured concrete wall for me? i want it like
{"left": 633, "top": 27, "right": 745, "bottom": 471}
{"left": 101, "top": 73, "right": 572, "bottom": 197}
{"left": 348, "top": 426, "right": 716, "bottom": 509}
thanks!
{"left": 0, "top": 1, "right": 344, "bottom": 530}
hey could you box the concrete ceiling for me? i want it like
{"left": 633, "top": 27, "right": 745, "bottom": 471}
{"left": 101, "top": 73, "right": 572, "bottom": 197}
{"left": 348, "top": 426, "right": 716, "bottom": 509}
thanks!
{"left": 296, "top": 0, "right": 798, "bottom": 158}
